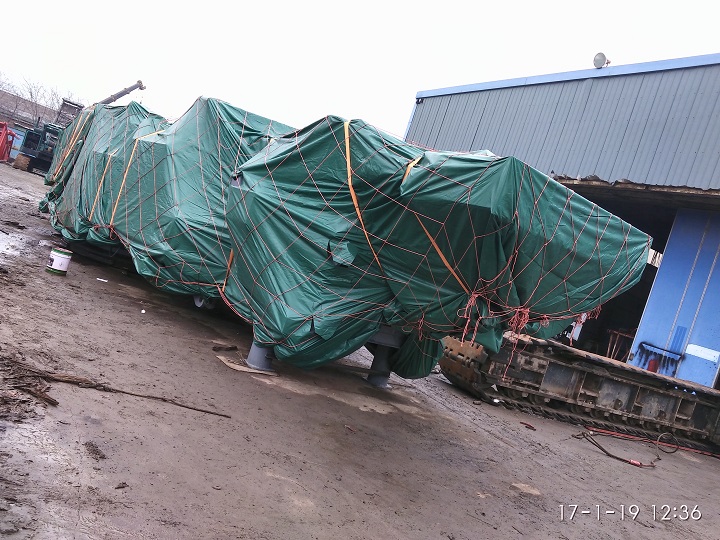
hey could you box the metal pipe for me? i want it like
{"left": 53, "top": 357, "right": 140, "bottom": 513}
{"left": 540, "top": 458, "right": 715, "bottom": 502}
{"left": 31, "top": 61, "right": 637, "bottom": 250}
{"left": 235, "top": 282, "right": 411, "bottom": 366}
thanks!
{"left": 366, "top": 345, "right": 392, "bottom": 388}
{"left": 638, "top": 341, "right": 683, "bottom": 358}
{"left": 98, "top": 80, "right": 146, "bottom": 105}
{"left": 245, "top": 342, "right": 275, "bottom": 371}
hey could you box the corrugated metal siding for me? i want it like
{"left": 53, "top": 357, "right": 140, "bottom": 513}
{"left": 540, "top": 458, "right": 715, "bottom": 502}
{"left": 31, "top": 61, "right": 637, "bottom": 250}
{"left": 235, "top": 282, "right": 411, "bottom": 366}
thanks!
{"left": 630, "top": 209, "right": 720, "bottom": 385}
{"left": 406, "top": 63, "right": 720, "bottom": 190}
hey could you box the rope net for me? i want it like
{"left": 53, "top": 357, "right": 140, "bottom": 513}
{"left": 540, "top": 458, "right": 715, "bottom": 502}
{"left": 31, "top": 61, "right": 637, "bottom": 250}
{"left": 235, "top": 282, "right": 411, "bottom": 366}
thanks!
{"left": 40, "top": 99, "right": 651, "bottom": 378}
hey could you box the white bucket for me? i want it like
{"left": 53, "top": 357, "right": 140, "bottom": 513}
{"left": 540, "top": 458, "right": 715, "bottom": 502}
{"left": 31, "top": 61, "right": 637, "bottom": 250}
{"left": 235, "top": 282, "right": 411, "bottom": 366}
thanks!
{"left": 46, "top": 247, "right": 72, "bottom": 276}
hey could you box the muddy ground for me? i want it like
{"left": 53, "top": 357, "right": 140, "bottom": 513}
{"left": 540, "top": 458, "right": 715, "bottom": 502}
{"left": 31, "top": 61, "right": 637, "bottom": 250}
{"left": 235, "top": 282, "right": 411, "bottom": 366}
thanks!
{"left": 0, "top": 164, "right": 718, "bottom": 540}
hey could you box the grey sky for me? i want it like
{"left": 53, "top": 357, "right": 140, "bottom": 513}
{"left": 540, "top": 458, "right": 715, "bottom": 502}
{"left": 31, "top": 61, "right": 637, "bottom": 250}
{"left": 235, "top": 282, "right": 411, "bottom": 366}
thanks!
{"left": 3, "top": 0, "right": 718, "bottom": 138}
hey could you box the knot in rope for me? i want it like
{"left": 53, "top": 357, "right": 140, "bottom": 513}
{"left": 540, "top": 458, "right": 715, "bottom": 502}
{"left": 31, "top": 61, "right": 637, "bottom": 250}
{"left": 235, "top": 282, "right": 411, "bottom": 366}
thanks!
{"left": 415, "top": 312, "right": 426, "bottom": 339}
{"left": 508, "top": 307, "right": 531, "bottom": 334}
{"left": 461, "top": 292, "right": 481, "bottom": 320}
{"left": 460, "top": 292, "right": 483, "bottom": 342}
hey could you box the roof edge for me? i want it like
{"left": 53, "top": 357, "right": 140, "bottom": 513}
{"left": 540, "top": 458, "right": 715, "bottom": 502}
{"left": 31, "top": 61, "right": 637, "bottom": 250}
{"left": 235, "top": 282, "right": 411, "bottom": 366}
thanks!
{"left": 557, "top": 177, "right": 720, "bottom": 194}
{"left": 416, "top": 53, "right": 720, "bottom": 99}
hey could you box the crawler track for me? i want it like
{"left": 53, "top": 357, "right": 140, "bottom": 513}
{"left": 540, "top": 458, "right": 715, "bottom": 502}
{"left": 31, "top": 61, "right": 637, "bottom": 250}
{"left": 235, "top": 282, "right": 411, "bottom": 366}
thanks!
{"left": 439, "top": 335, "right": 720, "bottom": 451}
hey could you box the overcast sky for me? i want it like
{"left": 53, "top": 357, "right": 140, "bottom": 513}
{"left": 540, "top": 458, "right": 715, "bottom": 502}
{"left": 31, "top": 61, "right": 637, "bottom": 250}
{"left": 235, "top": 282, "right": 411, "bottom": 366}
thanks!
{"left": 2, "top": 0, "right": 718, "bottom": 138}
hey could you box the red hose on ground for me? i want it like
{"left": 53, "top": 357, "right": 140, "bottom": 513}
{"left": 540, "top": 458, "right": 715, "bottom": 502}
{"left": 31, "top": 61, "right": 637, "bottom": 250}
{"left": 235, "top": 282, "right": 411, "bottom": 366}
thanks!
{"left": 583, "top": 426, "right": 720, "bottom": 459}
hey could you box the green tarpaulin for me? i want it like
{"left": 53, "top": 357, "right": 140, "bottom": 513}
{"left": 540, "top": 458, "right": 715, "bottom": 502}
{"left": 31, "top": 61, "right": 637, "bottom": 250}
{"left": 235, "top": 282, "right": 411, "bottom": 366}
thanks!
{"left": 42, "top": 103, "right": 651, "bottom": 378}
{"left": 42, "top": 98, "right": 293, "bottom": 295}
{"left": 221, "top": 116, "right": 650, "bottom": 376}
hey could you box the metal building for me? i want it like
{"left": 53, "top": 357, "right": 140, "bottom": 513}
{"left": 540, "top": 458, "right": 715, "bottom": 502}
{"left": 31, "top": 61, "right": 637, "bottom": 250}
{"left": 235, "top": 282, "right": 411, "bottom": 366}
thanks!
{"left": 406, "top": 53, "right": 720, "bottom": 388}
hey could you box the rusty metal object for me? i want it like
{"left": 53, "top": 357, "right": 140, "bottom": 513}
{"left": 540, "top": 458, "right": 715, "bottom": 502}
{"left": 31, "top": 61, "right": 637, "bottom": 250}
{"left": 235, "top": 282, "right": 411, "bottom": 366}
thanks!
{"left": 98, "top": 80, "right": 146, "bottom": 105}
{"left": 439, "top": 338, "right": 489, "bottom": 396}
{"left": 12, "top": 154, "right": 30, "bottom": 172}
{"left": 439, "top": 335, "right": 720, "bottom": 448}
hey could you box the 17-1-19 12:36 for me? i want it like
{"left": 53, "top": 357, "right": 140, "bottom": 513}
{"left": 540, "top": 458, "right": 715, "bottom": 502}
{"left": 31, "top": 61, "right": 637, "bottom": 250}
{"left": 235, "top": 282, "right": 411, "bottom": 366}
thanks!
{"left": 559, "top": 504, "right": 702, "bottom": 521}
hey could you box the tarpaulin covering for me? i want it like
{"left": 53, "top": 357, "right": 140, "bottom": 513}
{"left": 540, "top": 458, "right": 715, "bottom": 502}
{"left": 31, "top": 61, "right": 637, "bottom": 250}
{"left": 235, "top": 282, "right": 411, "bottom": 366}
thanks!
{"left": 41, "top": 98, "right": 293, "bottom": 295}
{"left": 42, "top": 102, "right": 166, "bottom": 238}
{"left": 42, "top": 103, "right": 651, "bottom": 378}
{"left": 220, "top": 117, "right": 651, "bottom": 376}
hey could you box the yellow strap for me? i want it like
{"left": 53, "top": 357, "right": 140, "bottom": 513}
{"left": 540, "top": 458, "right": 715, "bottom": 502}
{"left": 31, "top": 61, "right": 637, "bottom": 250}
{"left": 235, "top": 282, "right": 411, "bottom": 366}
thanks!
{"left": 221, "top": 249, "right": 235, "bottom": 293}
{"left": 415, "top": 214, "right": 471, "bottom": 295}
{"left": 401, "top": 156, "right": 422, "bottom": 183}
{"left": 54, "top": 110, "right": 87, "bottom": 171}
{"left": 344, "top": 121, "right": 383, "bottom": 272}
{"left": 50, "top": 109, "right": 93, "bottom": 182}
{"left": 88, "top": 151, "right": 116, "bottom": 220}
{"left": 109, "top": 130, "right": 163, "bottom": 225}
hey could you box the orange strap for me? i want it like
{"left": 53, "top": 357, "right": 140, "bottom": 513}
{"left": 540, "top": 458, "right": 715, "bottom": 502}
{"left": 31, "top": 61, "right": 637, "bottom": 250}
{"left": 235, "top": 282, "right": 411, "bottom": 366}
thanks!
{"left": 88, "top": 150, "right": 116, "bottom": 220}
{"left": 344, "top": 121, "right": 383, "bottom": 272}
{"left": 405, "top": 152, "right": 469, "bottom": 293}
{"left": 401, "top": 156, "right": 422, "bottom": 183}
{"left": 110, "top": 130, "right": 163, "bottom": 225}
{"left": 221, "top": 249, "right": 235, "bottom": 293}
{"left": 50, "top": 108, "right": 93, "bottom": 182}
{"left": 415, "top": 214, "right": 471, "bottom": 295}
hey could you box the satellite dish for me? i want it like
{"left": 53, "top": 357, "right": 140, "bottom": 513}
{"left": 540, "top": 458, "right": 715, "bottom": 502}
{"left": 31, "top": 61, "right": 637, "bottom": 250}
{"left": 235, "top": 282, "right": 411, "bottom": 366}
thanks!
{"left": 593, "top": 52, "right": 608, "bottom": 69}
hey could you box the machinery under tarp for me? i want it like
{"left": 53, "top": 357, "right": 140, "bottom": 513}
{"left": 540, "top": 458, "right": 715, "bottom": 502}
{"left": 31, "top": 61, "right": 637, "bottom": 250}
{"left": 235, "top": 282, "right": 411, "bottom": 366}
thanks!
{"left": 41, "top": 102, "right": 166, "bottom": 240}
{"left": 41, "top": 103, "right": 651, "bottom": 378}
{"left": 41, "top": 98, "right": 293, "bottom": 295}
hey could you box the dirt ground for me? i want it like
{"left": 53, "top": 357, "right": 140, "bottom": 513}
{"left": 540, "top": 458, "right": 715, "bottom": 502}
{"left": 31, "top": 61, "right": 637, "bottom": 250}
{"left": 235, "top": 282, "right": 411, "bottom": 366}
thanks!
{"left": 0, "top": 164, "right": 718, "bottom": 540}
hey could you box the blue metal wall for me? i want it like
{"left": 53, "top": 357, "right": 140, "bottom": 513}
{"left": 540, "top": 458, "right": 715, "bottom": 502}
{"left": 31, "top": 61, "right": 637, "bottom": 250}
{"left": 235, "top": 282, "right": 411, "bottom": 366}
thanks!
{"left": 407, "top": 54, "right": 720, "bottom": 191}
{"left": 630, "top": 209, "right": 720, "bottom": 386}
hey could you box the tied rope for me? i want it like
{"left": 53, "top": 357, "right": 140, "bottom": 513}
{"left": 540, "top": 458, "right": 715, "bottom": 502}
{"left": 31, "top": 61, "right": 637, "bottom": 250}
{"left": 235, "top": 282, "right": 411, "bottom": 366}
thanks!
{"left": 460, "top": 292, "right": 482, "bottom": 343}
{"left": 508, "top": 307, "right": 531, "bottom": 334}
